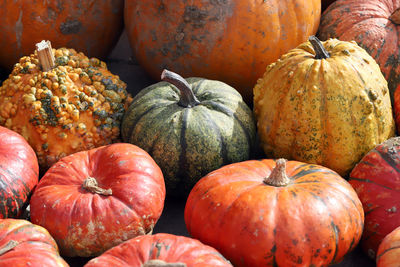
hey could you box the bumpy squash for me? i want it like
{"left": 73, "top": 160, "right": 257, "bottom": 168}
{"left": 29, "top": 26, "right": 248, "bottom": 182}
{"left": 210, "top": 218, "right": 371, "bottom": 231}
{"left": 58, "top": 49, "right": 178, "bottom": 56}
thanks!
{"left": 254, "top": 36, "right": 395, "bottom": 176}
{"left": 0, "top": 41, "right": 132, "bottom": 168}
{"left": 122, "top": 70, "right": 256, "bottom": 197}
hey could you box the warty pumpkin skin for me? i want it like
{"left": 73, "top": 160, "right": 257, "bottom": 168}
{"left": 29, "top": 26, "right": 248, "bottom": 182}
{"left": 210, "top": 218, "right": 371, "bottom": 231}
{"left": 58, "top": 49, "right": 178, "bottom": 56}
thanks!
{"left": 122, "top": 70, "right": 256, "bottom": 197}
{"left": 124, "top": 0, "right": 321, "bottom": 103}
{"left": 30, "top": 143, "right": 165, "bottom": 257}
{"left": 376, "top": 226, "right": 400, "bottom": 267}
{"left": 0, "top": 43, "right": 133, "bottom": 169}
{"left": 0, "top": 126, "right": 38, "bottom": 219}
{"left": 318, "top": 0, "right": 400, "bottom": 104}
{"left": 0, "top": 0, "right": 124, "bottom": 71}
{"left": 85, "top": 233, "right": 232, "bottom": 267}
{"left": 349, "top": 137, "right": 400, "bottom": 259}
{"left": 253, "top": 37, "right": 395, "bottom": 177}
{"left": 0, "top": 219, "right": 68, "bottom": 267}
{"left": 184, "top": 159, "right": 364, "bottom": 267}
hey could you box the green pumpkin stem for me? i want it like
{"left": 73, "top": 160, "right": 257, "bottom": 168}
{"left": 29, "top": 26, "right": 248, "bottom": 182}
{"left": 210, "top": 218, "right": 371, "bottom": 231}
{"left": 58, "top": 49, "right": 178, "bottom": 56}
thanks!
{"left": 0, "top": 240, "right": 19, "bottom": 256}
{"left": 36, "top": 40, "right": 55, "bottom": 72}
{"left": 82, "top": 177, "right": 112, "bottom": 196}
{"left": 142, "top": 259, "right": 187, "bottom": 267}
{"left": 309, "top": 36, "right": 330, "bottom": 59}
{"left": 161, "top": 69, "right": 200, "bottom": 108}
{"left": 390, "top": 8, "right": 400, "bottom": 24}
{"left": 264, "top": 159, "right": 291, "bottom": 187}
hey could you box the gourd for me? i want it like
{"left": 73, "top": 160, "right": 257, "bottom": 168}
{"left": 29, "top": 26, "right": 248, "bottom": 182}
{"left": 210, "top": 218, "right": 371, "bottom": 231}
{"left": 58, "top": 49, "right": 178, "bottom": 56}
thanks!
{"left": 376, "top": 226, "right": 400, "bottom": 267}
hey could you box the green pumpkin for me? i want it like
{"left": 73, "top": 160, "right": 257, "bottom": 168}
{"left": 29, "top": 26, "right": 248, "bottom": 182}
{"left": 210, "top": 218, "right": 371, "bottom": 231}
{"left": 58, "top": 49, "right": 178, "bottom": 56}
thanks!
{"left": 122, "top": 70, "right": 256, "bottom": 197}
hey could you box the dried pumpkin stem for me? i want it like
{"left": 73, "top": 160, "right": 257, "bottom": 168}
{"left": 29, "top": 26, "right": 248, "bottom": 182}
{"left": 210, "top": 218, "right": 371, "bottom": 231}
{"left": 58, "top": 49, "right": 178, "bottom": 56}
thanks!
{"left": 263, "top": 159, "right": 291, "bottom": 187}
{"left": 390, "top": 7, "right": 400, "bottom": 24}
{"left": 82, "top": 177, "right": 112, "bottom": 196}
{"left": 142, "top": 259, "right": 187, "bottom": 267}
{"left": 36, "top": 40, "right": 55, "bottom": 72}
{"left": 0, "top": 240, "right": 19, "bottom": 256}
{"left": 161, "top": 69, "right": 200, "bottom": 108}
{"left": 309, "top": 36, "right": 330, "bottom": 59}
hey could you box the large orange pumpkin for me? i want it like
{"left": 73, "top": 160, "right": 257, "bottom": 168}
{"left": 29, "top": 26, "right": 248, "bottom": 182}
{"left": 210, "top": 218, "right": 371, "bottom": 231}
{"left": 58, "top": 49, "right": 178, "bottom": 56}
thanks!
{"left": 124, "top": 0, "right": 321, "bottom": 103}
{"left": 0, "top": 0, "right": 124, "bottom": 71}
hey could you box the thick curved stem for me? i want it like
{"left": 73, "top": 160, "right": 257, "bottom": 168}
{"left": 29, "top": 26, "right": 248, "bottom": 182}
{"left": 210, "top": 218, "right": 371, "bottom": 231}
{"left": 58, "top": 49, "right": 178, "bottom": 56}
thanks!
{"left": 263, "top": 159, "right": 291, "bottom": 187}
{"left": 36, "top": 40, "right": 55, "bottom": 72}
{"left": 390, "top": 7, "right": 400, "bottom": 24}
{"left": 309, "top": 36, "right": 330, "bottom": 59}
{"left": 82, "top": 177, "right": 112, "bottom": 196}
{"left": 142, "top": 259, "right": 187, "bottom": 267}
{"left": 161, "top": 69, "right": 200, "bottom": 108}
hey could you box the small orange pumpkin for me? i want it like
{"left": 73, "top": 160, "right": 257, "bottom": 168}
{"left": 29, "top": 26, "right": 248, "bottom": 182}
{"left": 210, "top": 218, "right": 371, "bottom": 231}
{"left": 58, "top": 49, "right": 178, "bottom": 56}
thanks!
{"left": 377, "top": 226, "right": 400, "bottom": 267}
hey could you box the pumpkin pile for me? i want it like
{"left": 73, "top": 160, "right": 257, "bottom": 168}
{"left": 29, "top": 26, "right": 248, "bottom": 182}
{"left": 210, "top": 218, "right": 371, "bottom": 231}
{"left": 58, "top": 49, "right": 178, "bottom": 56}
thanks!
{"left": 3, "top": 1, "right": 400, "bottom": 266}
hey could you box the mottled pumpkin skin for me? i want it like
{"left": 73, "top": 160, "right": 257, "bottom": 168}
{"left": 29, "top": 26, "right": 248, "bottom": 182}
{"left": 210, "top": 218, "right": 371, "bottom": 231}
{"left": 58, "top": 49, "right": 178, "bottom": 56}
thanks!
{"left": 85, "top": 233, "right": 232, "bottom": 267}
{"left": 0, "top": 0, "right": 124, "bottom": 71}
{"left": 30, "top": 143, "right": 165, "bottom": 257}
{"left": 0, "top": 126, "right": 38, "bottom": 219}
{"left": 122, "top": 78, "right": 256, "bottom": 197}
{"left": 349, "top": 137, "right": 400, "bottom": 259}
{"left": 0, "top": 219, "right": 68, "bottom": 267}
{"left": 377, "top": 226, "right": 400, "bottom": 267}
{"left": 185, "top": 159, "right": 364, "bottom": 267}
{"left": 0, "top": 47, "right": 132, "bottom": 169}
{"left": 124, "top": 0, "right": 320, "bottom": 103}
{"left": 318, "top": 0, "right": 400, "bottom": 104}
{"left": 254, "top": 38, "right": 395, "bottom": 177}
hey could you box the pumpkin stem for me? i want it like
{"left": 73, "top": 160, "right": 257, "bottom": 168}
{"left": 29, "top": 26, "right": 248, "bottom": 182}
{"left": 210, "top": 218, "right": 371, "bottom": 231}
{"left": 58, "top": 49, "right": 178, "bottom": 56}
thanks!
{"left": 142, "top": 259, "right": 187, "bottom": 267}
{"left": 390, "top": 8, "right": 400, "bottom": 24}
{"left": 0, "top": 240, "right": 19, "bottom": 256}
{"left": 309, "top": 36, "right": 330, "bottom": 59}
{"left": 36, "top": 40, "right": 55, "bottom": 72}
{"left": 82, "top": 177, "right": 112, "bottom": 196}
{"left": 161, "top": 69, "right": 200, "bottom": 108}
{"left": 263, "top": 159, "right": 291, "bottom": 187}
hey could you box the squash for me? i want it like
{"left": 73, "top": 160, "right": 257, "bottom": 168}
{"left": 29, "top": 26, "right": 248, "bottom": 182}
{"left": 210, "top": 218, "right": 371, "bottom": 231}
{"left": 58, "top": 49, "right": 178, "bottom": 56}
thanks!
{"left": 0, "top": 126, "right": 38, "bottom": 219}
{"left": 85, "top": 233, "right": 232, "bottom": 267}
{"left": 0, "top": 219, "right": 68, "bottom": 266}
{"left": 318, "top": 0, "right": 400, "bottom": 104}
{"left": 0, "top": 41, "right": 132, "bottom": 169}
{"left": 377, "top": 226, "right": 400, "bottom": 267}
{"left": 185, "top": 159, "right": 364, "bottom": 267}
{"left": 30, "top": 143, "right": 165, "bottom": 257}
{"left": 253, "top": 36, "right": 395, "bottom": 177}
{"left": 349, "top": 137, "right": 400, "bottom": 259}
{"left": 0, "top": 0, "right": 124, "bottom": 71}
{"left": 124, "top": 0, "right": 321, "bottom": 103}
{"left": 122, "top": 70, "right": 256, "bottom": 197}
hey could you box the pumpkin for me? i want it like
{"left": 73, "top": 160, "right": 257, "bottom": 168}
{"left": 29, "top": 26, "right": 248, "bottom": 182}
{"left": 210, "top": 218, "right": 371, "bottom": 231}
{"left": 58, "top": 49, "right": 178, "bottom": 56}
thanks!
{"left": 0, "top": 126, "right": 38, "bottom": 219}
{"left": 318, "top": 0, "right": 400, "bottom": 104}
{"left": 0, "top": 219, "right": 68, "bottom": 266}
{"left": 0, "top": 41, "right": 133, "bottom": 169}
{"left": 85, "top": 233, "right": 232, "bottom": 267}
{"left": 253, "top": 36, "right": 395, "bottom": 177}
{"left": 121, "top": 70, "right": 256, "bottom": 197}
{"left": 0, "top": 0, "right": 124, "bottom": 71}
{"left": 184, "top": 159, "right": 364, "bottom": 267}
{"left": 30, "top": 143, "right": 165, "bottom": 257}
{"left": 376, "top": 226, "right": 400, "bottom": 267}
{"left": 349, "top": 137, "right": 400, "bottom": 259}
{"left": 124, "top": 0, "right": 321, "bottom": 103}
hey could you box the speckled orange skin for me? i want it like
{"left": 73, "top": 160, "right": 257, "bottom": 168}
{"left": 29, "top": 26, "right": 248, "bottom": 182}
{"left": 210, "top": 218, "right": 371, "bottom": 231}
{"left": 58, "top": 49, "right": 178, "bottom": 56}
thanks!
{"left": 0, "top": 219, "right": 68, "bottom": 267}
{"left": 30, "top": 143, "right": 166, "bottom": 257}
{"left": 377, "top": 226, "right": 400, "bottom": 267}
{"left": 185, "top": 159, "right": 364, "bottom": 267}
{"left": 0, "top": 0, "right": 124, "bottom": 71}
{"left": 124, "top": 0, "right": 321, "bottom": 103}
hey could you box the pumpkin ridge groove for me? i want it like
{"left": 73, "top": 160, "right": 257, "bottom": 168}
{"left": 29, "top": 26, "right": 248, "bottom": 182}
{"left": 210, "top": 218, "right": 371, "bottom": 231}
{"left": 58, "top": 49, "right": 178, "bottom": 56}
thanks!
{"left": 376, "top": 245, "right": 400, "bottom": 261}
{"left": 177, "top": 108, "right": 190, "bottom": 192}
{"left": 318, "top": 59, "right": 329, "bottom": 164}
{"left": 348, "top": 177, "right": 397, "bottom": 191}
{"left": 375, "top": 148, "right": 400, "bottom": 174}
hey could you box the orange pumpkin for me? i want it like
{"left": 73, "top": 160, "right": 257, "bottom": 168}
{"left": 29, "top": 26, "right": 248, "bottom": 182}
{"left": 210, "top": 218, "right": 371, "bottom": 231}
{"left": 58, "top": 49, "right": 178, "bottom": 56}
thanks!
{"left": 124, "top": 0, "right": 321, "bottom": 103}
{"left": 377, "top": 226, "right": 400, "bottom": 267}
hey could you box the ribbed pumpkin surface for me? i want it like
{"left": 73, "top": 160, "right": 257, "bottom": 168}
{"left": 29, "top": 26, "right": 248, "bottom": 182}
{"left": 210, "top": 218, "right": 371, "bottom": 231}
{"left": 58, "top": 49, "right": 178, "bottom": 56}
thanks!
{"left": 376, "top": 226, "right": 400, "bottom": 267}
{"left": 254, "top": 38, "right": 395, "bottom": 177}
{"left": 122, "top": 76, "right": 256, "bottom": 196}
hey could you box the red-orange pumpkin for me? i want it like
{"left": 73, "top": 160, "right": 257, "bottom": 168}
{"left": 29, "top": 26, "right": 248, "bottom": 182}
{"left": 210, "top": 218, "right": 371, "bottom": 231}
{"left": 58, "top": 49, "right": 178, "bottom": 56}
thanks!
{"left": 0, "top": 219, "right": 68, "bottom": 266}
{"left": 85, "top": 233, "right": 233, "bottom": 267}
{"left": 0, "top": 126, "right": 38, "bottom": 219}
{"left": 185, "top": 159, "right": 364, "bottom": 267}
{"left": 30, "top": 143, "right": 165, "bottom": 257}
{"left": 349, "top": 137, "right": 400, "bottom": 259}
{"left": 376, "top": 226, "right": 400, "bottom": 267}
{"left": 0, "top": 0, "right": 124, "bottom": 70}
